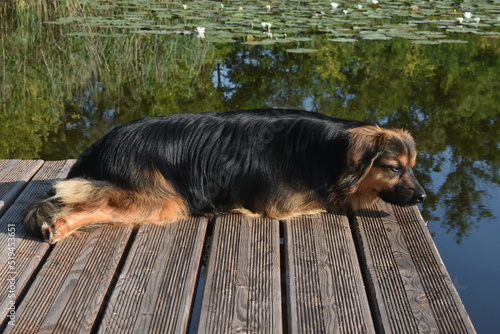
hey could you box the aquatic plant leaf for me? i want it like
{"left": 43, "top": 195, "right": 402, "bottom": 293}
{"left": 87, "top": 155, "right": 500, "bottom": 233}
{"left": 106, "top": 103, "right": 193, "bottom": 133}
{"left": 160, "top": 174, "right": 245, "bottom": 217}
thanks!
{"left": 44, "top": 0, "right": 500, "bottom": 45}
{"left": 359, "top": 32, "right": 392, "bottom": 40}
{"left": 328, "top": 38, "right": 358, "bottom": 43}
{"left": 244, "top": 39, "right": 277, "bottom": 45}
{"left": 411, "top": 40, "right": 444, "bottom": 45}
{"left": 285, "top": 48, "right": 318, "bottom": 53}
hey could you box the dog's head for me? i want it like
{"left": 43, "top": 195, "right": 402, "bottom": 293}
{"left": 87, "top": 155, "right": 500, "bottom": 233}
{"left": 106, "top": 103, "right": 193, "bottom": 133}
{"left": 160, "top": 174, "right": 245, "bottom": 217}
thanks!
{"left": 343, "top": 125, "right": 426, "bottom": 210}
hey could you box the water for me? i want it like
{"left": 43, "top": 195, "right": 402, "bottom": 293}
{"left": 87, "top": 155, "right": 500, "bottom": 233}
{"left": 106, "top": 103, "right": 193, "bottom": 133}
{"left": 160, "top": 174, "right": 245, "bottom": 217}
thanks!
{"left": 1, "top": 1, "right": 499, "bottom": 332}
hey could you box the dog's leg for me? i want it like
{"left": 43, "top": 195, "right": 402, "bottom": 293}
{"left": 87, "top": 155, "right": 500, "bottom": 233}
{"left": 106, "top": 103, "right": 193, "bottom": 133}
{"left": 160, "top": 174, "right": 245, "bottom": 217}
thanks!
{"left": 42, "top": 209, "right": 115, "bottom": 244}
{"left": 239, "top": 191, "right": 326, "bottom": 220}
{"left": 24, "top": 178, "right": 189, "bottom": 244}
{"left": 231, "top": 207, "right": 263, "bottom": 218}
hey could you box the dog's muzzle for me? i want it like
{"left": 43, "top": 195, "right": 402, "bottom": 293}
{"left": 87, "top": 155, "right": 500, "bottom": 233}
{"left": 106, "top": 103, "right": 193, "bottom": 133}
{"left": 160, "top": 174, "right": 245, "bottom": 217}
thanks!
{"left": 379, "top": 168, "right": 426, "bottom": 207}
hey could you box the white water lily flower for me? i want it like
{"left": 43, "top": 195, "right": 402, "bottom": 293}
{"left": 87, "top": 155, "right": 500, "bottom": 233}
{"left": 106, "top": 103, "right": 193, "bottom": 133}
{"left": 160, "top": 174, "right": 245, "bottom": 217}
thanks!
{"left": 456, "top": 17, "right": 464, "bottom": 24}
{"left": 474, "top": 17, "right": 480, "bottom": 23}
{"left": 463, "top": 12, "right": 472, "bottom": 19}
{"left": 266, "top": 5, "right": 271, "bottom": 11}
{"left": 356, "top": 4, "right": 363, "bottom": 9}
{"left": 196, "top": 27, "right": 205, "bottom": 38}
{"left": 372, "top": 0, "right": 379, "bottom": 4}
{"left": 331, "top": 2, "right": 339, "bottom": 9}
{"left": 343, "top": 9, "right": 348, "bottom": 14}
{"left": 267, "top": 32, "right": 273, "bottom": 39}
{"left": 182, "top": 4, "right": 187, "bottom": 10}
{"left": 261, "top": 22, "right": 272, "bottom": 30}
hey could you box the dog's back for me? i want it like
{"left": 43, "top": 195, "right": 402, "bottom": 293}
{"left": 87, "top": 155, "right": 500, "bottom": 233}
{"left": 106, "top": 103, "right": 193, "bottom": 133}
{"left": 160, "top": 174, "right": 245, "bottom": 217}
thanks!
{"left": 24, "top": 109, "right": 425, "bottom": 243}
{"left": 68, "top": 109, "right": 358, "bottom": 215}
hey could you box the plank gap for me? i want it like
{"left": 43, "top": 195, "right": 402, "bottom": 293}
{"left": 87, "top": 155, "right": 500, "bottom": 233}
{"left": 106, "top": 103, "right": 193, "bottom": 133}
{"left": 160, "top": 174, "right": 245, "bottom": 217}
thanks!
{"left": 0, "top": 160, "right": 44, "bottom": 219}
{"left": 187, "top": 215, "right": 216, "bottom": 334}
{"left": 347, "top": 211, "right": 384, "bottom": 334}
{"left": 278, "top": 219, "right": 289, "bottom": 334}
{"left": 0, "top": 243, "right": 54, "bottom": 332}
{"left": 90, "top": 225, "right": 139, "bottom": 334}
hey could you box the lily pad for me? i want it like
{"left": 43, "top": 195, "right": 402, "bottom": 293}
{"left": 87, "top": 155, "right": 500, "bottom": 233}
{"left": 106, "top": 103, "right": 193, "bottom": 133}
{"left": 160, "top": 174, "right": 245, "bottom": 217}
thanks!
{"left": 328, "top": 38, "right": 358, "bottom": 43}
{"left": 244, "top": 39, "right": 277, "bottom": 45}
{"left": 52, "top": 0, "right": 500, "bottom": 45}
{"left": 411, "top": 40, "right": 443, "bottom": 45}
{"left": 359, "top": 32, "right": 392, "bottom": 40}
{"left": 285, "top": 48, "right": 318, "bottom": 53}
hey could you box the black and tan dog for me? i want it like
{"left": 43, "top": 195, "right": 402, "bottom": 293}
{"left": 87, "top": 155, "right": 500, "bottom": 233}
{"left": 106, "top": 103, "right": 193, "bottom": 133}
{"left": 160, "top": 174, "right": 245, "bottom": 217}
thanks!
{"left": 24, "top": 109, "right": 426, "bottom": 243}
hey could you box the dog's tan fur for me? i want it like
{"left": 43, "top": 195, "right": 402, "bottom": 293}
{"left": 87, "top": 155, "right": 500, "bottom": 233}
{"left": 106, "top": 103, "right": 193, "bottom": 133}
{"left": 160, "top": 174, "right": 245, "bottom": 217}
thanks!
{"left": 24, "top": 119, "right": 424, "bottom": 244}
{"left": 338, "top": 125, "right": 418, "bottom": 211}
{"left": 33, "top": 177, "right": 188, "bottom": 243}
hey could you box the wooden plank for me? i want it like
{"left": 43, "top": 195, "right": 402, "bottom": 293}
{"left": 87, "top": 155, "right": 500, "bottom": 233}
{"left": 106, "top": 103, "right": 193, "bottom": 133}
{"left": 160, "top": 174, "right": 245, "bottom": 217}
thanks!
{"left": 97, "top": 217, "right": 208, "bottom": 334}
{"left": 5, "top": 224, "right": 132, "bottom": 333}
{"left": 0, "top": 160, "right": 74, "bottom": 323}
{"left": 352, "top": 201, "right": 477, "bottom": 334}
{"left": 198, "top": 215, "right": 282, "bottom": 334}
{"left": 284, "top": 213, "right": 375, "bottom": 334}
{"left": 0, "top": 159, "right": 44, "bottom": 218}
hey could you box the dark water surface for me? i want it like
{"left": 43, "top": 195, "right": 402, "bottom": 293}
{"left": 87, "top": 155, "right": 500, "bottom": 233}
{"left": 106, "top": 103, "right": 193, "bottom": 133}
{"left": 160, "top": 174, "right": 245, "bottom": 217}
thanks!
{"left": 1, "top": 2, "right": 499, "bottom": 332}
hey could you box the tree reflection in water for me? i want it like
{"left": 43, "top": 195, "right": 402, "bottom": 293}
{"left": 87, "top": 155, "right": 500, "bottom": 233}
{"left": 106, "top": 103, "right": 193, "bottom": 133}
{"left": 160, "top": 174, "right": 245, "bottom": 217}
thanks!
{"left": 1, "top": 10, "right": 498, "bottom": 242}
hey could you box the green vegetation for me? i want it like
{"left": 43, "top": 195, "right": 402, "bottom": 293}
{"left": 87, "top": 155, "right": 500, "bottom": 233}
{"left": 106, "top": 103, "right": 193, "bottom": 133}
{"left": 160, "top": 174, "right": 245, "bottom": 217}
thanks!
{"left": 13, "top": 0, "right": 500, "bottom": 44}
{"left": 1, "top": 0, "right": 219, "bottom": 158}
{"left": 1, "top": 0, "right": 499, "bottom": 241}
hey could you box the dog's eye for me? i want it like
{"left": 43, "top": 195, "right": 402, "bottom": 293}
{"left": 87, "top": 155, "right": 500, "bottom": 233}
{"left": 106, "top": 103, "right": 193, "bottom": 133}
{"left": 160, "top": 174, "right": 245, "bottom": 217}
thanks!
{"left": 382, "top": 165, "right": 401, "bottom": 173}
{"left": 389, "top": 167, "right": 400, "bottom": 173}
{"left": 377, "top": 163, "right": 403, "bottom": 174}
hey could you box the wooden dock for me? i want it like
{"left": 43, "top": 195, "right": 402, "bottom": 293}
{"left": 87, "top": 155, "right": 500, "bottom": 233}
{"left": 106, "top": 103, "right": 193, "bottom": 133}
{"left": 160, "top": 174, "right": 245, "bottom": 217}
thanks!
{"left": 0, "top": 160, "right": 476, "bottom": 333}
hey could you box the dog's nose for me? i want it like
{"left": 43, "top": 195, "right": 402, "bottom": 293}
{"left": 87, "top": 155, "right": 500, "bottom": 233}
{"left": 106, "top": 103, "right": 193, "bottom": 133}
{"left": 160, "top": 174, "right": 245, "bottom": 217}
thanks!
{"left": 415, "top": 192, "right": 427, "bottom": 203}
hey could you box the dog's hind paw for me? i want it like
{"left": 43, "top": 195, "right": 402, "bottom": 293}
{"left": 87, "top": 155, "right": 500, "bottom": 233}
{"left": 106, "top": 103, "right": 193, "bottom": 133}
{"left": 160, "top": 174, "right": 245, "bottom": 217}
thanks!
{"left": 41, "top": 220, "right": 71, "bottom": 244}
{"left": 23, "top": 196, "right": 64, "bottom": 242}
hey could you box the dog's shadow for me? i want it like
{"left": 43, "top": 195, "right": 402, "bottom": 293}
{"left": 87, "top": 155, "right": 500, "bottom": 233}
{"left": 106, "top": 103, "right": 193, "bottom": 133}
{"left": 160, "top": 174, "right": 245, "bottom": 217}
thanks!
{"left": 353, "top": 208, "right": 390, "bottom": 218}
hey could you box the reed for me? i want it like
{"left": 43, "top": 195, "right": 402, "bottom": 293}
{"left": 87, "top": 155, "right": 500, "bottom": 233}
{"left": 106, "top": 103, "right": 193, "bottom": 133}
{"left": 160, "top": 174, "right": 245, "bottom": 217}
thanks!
{"left": 0, "top": 0, "right": 215, "bottom": 158}
{"left": 1, "top": 0, "right": 213, "bottom": 113}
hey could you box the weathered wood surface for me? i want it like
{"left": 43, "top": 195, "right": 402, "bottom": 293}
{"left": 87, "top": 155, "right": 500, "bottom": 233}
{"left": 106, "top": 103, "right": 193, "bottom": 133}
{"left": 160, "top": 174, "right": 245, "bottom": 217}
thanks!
{"left": 352, "top": 201, "right": 476, "bottom": 334}
{"left": 198, "top": 214, "right": 282, "bottom": 334}
{"left": 0, "top": 160, "right": 476, "bottom": 333}
{"left": 98, "top": 219, "right": 207, "bottom": 334}
{"left": 284, "top": 213, "right": 375, "bottom": 334}
{"left": 0, "top": 160, "right": 43, "bottom": 218}
{"left": 6, "top": 225, "right": 132, "bottom": 334}
{"left": 0, "top": 160, "right": 73, "bottom": 322}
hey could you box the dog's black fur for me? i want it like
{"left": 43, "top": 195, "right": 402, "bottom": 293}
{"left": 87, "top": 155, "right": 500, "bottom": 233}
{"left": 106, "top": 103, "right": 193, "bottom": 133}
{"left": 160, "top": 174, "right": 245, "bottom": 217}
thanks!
{"left": 24, "top": 109, "right": 426, "bottom": 243}
{"left": 69, "top": 109, "right": 357, "bottom": 214}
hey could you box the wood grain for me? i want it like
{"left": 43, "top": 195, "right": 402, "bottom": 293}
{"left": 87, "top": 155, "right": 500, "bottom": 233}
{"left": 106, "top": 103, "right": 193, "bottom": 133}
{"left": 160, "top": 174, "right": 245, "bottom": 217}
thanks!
{"left": 97, "top": 218, "right": 208, "bottom": 334}
{"left": 0, "top": 160, "right": 74, "bottom": 322}
{"left": 352, "top": 200, "right": 476, "bottom": 334}
{"left": 0, "top": 160, "right": 43, "bottom": 218}
{"left": 0, "top": 160, "right": 478, "bottom": 334}
{"left": 5, "top": 225, "right": 132, "bottom": 333}
{"left": 198, "top": 215, "right": 282, "bottom": 334}
{"left": 391, "top": 203, "right": 477, "bottom": 334}
{"left": 284, "top": 213, "right": 375, "bottom": 334}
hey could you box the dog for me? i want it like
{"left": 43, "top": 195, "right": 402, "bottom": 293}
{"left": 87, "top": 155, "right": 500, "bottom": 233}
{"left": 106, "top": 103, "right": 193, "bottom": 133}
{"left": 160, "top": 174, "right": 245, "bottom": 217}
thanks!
{"left": 23, "top": 109, "right": 426, "bottom": 243}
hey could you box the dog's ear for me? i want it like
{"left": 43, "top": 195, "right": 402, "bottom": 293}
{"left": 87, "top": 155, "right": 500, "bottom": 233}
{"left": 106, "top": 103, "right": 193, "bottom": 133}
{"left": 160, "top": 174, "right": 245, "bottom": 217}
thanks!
{"left": 337, "top": 125, "right": 389, "bottom": 191}
{"left": 347, "top": 125, "right": 387, "bottom": 172}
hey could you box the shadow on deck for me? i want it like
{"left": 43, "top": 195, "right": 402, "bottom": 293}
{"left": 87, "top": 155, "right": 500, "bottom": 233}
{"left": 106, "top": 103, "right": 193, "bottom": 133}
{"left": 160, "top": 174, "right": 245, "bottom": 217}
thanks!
{"left": 0, "top": 160, "right": 476, "bottom": 333}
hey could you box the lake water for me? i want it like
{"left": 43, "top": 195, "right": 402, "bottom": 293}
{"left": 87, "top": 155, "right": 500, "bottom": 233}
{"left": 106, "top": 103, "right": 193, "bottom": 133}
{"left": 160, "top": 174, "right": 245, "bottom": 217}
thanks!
{"left": 1, "top": 1, "right": 499, "bottom": 332}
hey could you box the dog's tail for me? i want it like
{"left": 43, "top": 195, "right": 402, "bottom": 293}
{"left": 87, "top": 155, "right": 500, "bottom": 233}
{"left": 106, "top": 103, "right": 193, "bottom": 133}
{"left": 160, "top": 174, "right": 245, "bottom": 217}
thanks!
{"left": 23, "top": 179, "right": 114, "bottom": 241}
{"left": 23, "top": 178, "right": 123, "bottom": 242}
{"left": 23, "top": 179, "right": 100, "bottom": 240}
{"left": 23, "top": 177, "right": 189, "bottom": 243}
